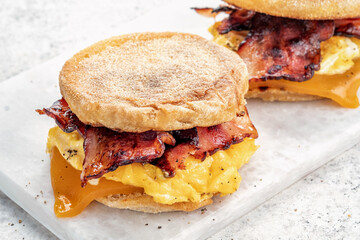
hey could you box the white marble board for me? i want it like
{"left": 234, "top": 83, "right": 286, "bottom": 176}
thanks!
{"left": 0, "top": 1, "right": 359, "bottom": 239}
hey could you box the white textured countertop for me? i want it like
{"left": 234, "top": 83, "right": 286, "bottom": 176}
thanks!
{"left": 0, "top": 0, "right": 359, "bottom": 239}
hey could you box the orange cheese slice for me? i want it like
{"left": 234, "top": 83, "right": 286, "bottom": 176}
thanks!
{"left": 249, "top": 58, "right": 360, "bottom": 108}
{"left": 50, "top": 147, "right": 142, "bottom": 217}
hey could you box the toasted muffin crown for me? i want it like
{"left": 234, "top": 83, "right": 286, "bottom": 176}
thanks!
{"left": 60, "top": 32, "right": 248, "bottom": 132}
{"left": 225, "top": 0, "right": 360, "bottom": 20}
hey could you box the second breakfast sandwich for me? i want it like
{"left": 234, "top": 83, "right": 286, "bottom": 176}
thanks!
{"left": 37, "top": 32, "right": 258, "bottom": 217}
{"left": 195, "top": 0, "right": 360, "bottom": 108}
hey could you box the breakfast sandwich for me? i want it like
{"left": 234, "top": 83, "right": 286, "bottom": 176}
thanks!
{"left": 194, "top": 0, "right": 360, "bottom": 108}
{"left": 37, "top": 32, "right": 258, "bottom": 217}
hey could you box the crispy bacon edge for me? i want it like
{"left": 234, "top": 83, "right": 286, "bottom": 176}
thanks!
{"left": 36, "top": 98, "right": 85, "bottom": 136}
{"left": 37, "top": 99, "right": 258, "bottom": 185}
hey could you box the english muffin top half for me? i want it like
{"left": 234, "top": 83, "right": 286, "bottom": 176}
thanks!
{"left": 60, "top": 32, "right": 248, "bottom": 133}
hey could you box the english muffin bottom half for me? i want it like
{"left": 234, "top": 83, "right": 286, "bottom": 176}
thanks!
{"left": 194, "top": 0, "right": 360, "bottom": 108}
{"left": 37, "top": 32, "right": 258, "bottom": 217}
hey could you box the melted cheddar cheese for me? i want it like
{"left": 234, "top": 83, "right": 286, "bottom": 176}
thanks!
{"left": 210, "top": 23, "right": 360, "bottom": 108}
{"left": 50, "top": 147, "right": 143, "bottom": 217}
{"left": 47, "top": 126, "right": 258, "bottom": 216}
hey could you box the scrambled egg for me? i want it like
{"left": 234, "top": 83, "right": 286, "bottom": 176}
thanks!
{"left": 318, "top": 36, "right": 360, "bottom": 75}
{"left": 47, "top": 126, "right": 258, "bottom": 205}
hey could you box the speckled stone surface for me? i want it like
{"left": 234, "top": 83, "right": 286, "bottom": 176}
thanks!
{"left": 0, "top": 1, "right": 359, "bottom": 239}
{"left": 209, "top": 143, "right": 360, "bottom": 240}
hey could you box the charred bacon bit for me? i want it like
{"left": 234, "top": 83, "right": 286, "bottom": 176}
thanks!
{"left": 156, "top": 143, "right": 197, "bottom": 177}
{"left": 170, "top": 128, "right": 199, "bottom": 146}
{"left": 156, "top": 128, "right": 199, "bottom": 177}
{"left": 194, "top": 108, "right": 258, "bottom": 159}
{"left": 335, "top": 18, "right": 360, "bottom": 37}
{"left": 81, "top": 127, "right": 175, "bottom": 186}
{"left": 36, "top": 98, "right": 85, "bottom": 136}
{"left": 237, "top": 14, "right": 334, "bottom": 82}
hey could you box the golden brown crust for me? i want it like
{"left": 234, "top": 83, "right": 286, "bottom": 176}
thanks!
{"left": 60, "top": 32, "right": 248, "bottom": 132}
{"left": 246, "top": 87, "right": 322, "bottom": 101}
{"left": 96, "top": 192, "right": 213, "bottom": 213}
{"left": 225, "top": 0, "right": 360, "bottom": 20}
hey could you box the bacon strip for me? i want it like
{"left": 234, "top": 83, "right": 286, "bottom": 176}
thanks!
{"left": 238, "top": 14, "right": 334, "bottom": 82}
{"left": 38, "top": 99, "right": 258, "bottom": 185}
{"left": 194, "top": 109, "right": 258, "bottom": 159}
{"left": 81, "top": 127, "right": 175, "bottom": 186}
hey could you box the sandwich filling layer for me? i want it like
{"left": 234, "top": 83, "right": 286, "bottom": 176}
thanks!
{"left": 195, "top": 6, "right": 360, "bottom": 107}
{"left": 59, "top": 33, "right": 249, "bottom": 133}
{"left": 38, "top": 99, "right": 258, "bottom": 186}
{"left": 38, "top": 98, "right": 258, "bottom": 216}
{"left": 48, "top": 127, "right": 258, "bottom": 217}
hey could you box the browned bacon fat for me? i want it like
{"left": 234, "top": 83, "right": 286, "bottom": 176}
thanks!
{"left": 238, "top": 14, "right": 334, "bottom": 82}
{"left": 195, "top": 6, "right": 360, "bottom": 82}
{"left": 37, "top": 99, "right": 257, "bottom": 185}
